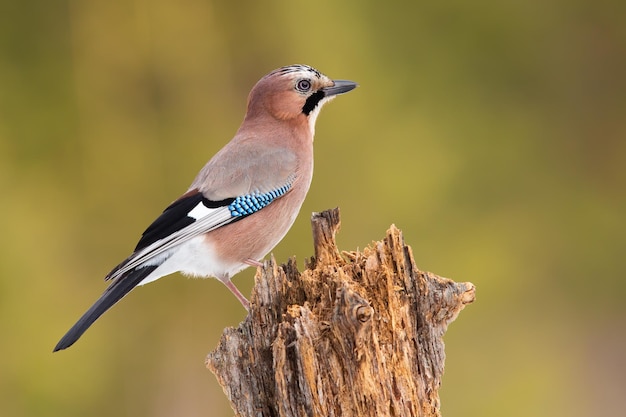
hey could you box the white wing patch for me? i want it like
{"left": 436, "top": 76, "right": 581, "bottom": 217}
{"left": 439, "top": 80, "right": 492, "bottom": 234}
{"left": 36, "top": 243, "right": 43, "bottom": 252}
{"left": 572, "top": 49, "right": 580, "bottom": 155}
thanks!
{"left": 188, "top": 201, "right": 215, "bottom": 220}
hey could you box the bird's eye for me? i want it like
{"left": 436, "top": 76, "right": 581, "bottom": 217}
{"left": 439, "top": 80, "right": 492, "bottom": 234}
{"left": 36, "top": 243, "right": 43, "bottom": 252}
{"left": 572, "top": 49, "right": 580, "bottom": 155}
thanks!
{"left": 296, "top": 79, "right": 312, "bottom": 92}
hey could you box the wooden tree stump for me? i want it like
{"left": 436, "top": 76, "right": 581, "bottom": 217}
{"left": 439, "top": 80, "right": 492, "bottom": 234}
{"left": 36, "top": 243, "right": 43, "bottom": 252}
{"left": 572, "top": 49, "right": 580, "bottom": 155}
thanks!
{"left": 206, "top": 208, "right": 475, "bottom": 417}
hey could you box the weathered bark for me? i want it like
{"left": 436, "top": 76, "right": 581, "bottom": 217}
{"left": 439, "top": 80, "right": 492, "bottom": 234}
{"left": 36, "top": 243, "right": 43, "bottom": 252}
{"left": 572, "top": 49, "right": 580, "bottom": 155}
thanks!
{"left": 206, "top": 208, "right": 475, "bottom": 417}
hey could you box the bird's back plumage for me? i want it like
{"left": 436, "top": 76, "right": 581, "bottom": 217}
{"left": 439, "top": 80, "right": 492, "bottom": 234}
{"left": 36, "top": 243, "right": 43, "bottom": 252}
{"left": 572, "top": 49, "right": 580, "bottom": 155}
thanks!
{"left": 54, "top": 64, "right": 357, "bottom": 351}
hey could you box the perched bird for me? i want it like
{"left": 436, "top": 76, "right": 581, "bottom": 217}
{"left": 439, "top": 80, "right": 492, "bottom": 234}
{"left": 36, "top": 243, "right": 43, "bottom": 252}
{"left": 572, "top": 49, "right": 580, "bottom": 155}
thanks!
{"left": 53, "top": 64, "right": 357, "bottom": 352}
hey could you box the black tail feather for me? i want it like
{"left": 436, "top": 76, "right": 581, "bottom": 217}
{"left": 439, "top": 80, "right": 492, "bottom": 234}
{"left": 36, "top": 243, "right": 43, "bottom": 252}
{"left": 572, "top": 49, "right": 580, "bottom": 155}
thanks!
{"left": 53, "top": 265, "right": 158, "bottom": 352}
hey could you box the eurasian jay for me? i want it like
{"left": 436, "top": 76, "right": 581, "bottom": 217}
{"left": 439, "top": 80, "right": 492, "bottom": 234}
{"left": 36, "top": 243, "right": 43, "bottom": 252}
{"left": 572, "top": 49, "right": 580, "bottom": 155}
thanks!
{"left": 54, "top": 64, "right": 357, "bottom": 351}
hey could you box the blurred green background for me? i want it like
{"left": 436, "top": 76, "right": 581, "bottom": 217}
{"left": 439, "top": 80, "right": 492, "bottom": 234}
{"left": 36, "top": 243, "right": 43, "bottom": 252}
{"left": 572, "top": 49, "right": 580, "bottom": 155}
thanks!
{"left": 1, "top": 0, "right": 624, "bottom": 416}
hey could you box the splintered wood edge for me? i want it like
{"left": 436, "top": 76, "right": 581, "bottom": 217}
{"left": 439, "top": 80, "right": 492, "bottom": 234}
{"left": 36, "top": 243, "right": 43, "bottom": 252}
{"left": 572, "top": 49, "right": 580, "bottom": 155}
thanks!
{"left": 311, "top": 207, "right": 343, "bottom": 267}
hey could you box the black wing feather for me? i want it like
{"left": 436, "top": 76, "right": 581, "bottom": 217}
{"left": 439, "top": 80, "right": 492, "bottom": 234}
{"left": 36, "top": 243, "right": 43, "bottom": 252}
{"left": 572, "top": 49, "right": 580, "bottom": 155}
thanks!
{"left": 135, "top": 189, "right": 235, "bottom": 252}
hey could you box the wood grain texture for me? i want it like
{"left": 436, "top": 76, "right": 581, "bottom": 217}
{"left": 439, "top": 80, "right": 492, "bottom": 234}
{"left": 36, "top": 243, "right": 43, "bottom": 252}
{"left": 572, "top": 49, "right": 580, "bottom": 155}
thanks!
{"left": 206, "top": 208, "right": 475, "bottom": 417}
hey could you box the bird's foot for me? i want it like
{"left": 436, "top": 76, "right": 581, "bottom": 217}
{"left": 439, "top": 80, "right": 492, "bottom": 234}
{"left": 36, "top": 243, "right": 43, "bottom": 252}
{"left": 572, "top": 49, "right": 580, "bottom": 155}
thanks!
{"left": 224, "top": 279, "right": 250, "bottom": 311}
{"left": 244, "top": 258, "right": 264, "bottom": 268}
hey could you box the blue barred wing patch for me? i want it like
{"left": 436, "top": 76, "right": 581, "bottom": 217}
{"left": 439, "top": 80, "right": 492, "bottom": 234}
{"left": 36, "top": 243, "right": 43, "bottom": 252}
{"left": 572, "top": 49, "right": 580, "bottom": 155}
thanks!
{"left": 228, "top": 183, "right": 292, "bottom": 217}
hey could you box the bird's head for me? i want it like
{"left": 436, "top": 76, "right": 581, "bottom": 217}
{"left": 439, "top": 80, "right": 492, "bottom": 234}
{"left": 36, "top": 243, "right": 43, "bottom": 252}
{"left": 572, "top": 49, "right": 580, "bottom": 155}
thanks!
{"left": 245, "top": 64, "right": 357, "bottom": 132}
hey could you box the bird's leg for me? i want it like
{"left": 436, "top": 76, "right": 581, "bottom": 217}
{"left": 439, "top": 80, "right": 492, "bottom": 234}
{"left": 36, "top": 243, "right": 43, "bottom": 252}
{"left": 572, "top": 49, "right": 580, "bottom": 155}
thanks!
{"left": 244, "top": 258, "right": 264, "bottom": 268}
{"left": 224, "top": 279, "right": 250, "bottom": 311}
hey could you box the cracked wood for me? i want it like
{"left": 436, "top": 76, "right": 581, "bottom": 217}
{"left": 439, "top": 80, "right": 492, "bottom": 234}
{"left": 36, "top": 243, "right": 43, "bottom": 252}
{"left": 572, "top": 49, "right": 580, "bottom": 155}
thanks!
{"left": 206, "top": 207, "right": 475, "bottom": 417}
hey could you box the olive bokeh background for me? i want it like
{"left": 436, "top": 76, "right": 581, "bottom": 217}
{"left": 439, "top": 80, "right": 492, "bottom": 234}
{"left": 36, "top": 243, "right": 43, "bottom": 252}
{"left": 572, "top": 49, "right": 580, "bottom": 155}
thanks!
{"left": 1, "top": 1, "right": 624, "bottom": 416}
